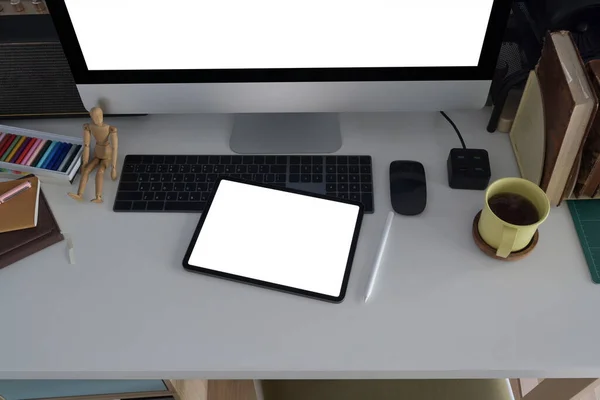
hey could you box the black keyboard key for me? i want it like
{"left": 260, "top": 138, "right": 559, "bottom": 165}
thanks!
{"left": 161, "top": 173, "right": 173, "bottom": 182}
{"left": 198, "top": 183, "right": 208, "bottom": 191}
{"left": 259, "top": 165, "right": 269, "bottom": 174}
{"left": 139, "top": 182, "right": 150, "bottom": 192}
{"left": 312, "top": 156, "right": 322, "bottom": 164}
{"left": 197, "top": 156, "right": 209, "bottom": 164}
{"left": 326, "top": 165, "right": 336, "bottom": 174}
{"left": 266, "top": 156, "right": 276, "bottom": 164}
{"left": 326, "top": 192, "right": 337, "bottom": 197}
{"left": 361, "top": 165, "right": 372, "bottom": 173}
{"left": 326, "top": 183, "right": 336, "bottom": 191}
{"left": 337, "top": 165, "right": 348, "bottom": 173}
{"left": 162, "top": 183, "right": 173, "bottom": 191}
{"left": 231, "top": 156, "right": 242, "bottom": 164}
{"left": 186, "top": 155, "right": 198, "bottom": 164}
{"left": 138, "top": 173, "right": 150, "bottom": 182}
{"left": 338, "top": 174, "right": 348, "bottom": 182}
{"left": 132, "top": 201, "right": 147, "bottom": 210}
{"left": 150, "top": 183, "right": 161, "bottom": 191}
{"left": 243, "top": 156, "right": 254, "bottom": 164}
{"left": 326, "top": 174, "right": 336, "bottom": 182}
{"left": 202, "top": 165, "right": 214, "bottom": 173}
{"left": 326, "top": 156, "right": 336, "bottom": 165}
{"left": 157, "top": 165, "right": 168, "bottom": 173}
{"left": 301, "top": 165, "right": 311, "bottom": 174}
{"left": 123, "top": 164, "right": 135, "bottom": 173}
{"left": 254, "top": 174, "right": 264, "bottom": 182}
{"left": 155, "top": 192, "right": 166, "bottom": 201}
{"left": 350, "top": 193, "right": 360, "bottom": 202}
{"left": 271, "top": 165, "right": 286, "bottom": 173}
{"left": 337, "top": 156, "right": 348, "bottom": 163}
{"left": 265, "top": 174, "right": 275, "bottom": 183}
{"left": 207, "top": 174, "right": 217, "bottom": 182}
{"left": 195, "top": 174, "right": 206, "bottom": 182}
{"left": 117, "top": 192, "right": 143, "bottom": 201}
{"left": 191, "top": 165, "right": 201, "bottom": 173}
{"left": 183, "top": 174, "right": 195, "bottom": 182}
{"left": 119, "top": 182, "right": 139, "bottom": 191}
{"left": 236, "top": 165, "right": 247, "bottom": 173}
{"left": 277, "top": 156, "right": 287, "bottom": 164}
{"left": 165, "top": 202, "right": 204, "bottom": 211}
{"left": 225, "top": 165, "right": 235, "bottom": 173}
{"left": 361, "top": 194, "right": 374, "bottom": 211}
{"left": 254, "top": 156, "right": 265, "bottom": 164}
{"left": 350, "top": 184, "right": 360, "bottom": 192}
{"left": 312, "top": 175, "right": 323, "bottom": 183}
{"left": 135, "top": 165, "right": 146, "bottom": 173}
{"left": 147, "top": 165, "right": 157, "bottom": 173}
{"left": 173, "top": 174, "right": 184, "bottom": 182}
{"left": 176, "top": 156, "right": 187, "bottom": 164}
{"left": 185, "top": 183, "right": 197, "bottom": 192}
{"left": 150, "top": 174, "right": 160, "bottom": 182}
{"left": 209, "top": 156, "right": 220, "bottom": 164}
{"left": 190, "top": 192, "right": 201, "bottom": 201}
{"left": 164, "top": 156, "right": 176, "bottom": 164}
{"left": 338, "top": 183, "right": 348, "bottom": 192}
{"left": 290, "top": 165, "right": 300, "bottom": 173}
{"left": 349, "top": 166, "right": 359, "bottom": 174}
{"left": 289, "top": 174, "right": 300, "bottom": 183}
{"left": 313, "top": 165, "right": 323, "bottom": 173}
{"left": 290, "top": 156, "right": 300, "bottom": 164}
{"left": 180, "top": 165, "right": 190, "bottom": 173}
{"left": 338, "top": 193, "right": 349, "bottom": 200}
{"left": 200, "top": 192, "right": 209, "bottom": 202}
{"left": 301, "top": 174, "right": 311, "bottom": 183}
{"left": 168, "top": 165, "right": 179, "bottom": 173}
{"left": 361, "top": 174, "right": 372, "bottom": 182}
{"left": 214, "top": 165, "right": 225, "bottom": 173}
{"left": 349, "top": 175, "right": 359, "bottom": 183}
{"left": 242, "top": 174, "right": 253, "bottom": 181}
{"left": 143, "top": 192, "right": 154, "bottom": 201}
{"left": 349, "top": 156, "right": 359, "bottom": 164}
{"left": 221, "top": 156, "right": 231, "bottom": 164}
{"left": 248, "top": 165, "right": 258, "bottom": 173}
{"left": 301, "top": 156, "right": 311, "bottom": 164}
{"left": 166, "top": 192, "right": 177, "bottom": 201}
{"left": 121, "top": 173, "right": 138, "bottom": 182}
{"left": 142, "top": 155, "right": 154, "bottom": 164}
{"left": 147, "top": 201, "right": 165, "bottom": 211}
{"left": 114, "top": 201, "right": 132, "bottom": 211}
{"left": 178, "top": 192, "right": 190, "bottom": 201}
{"left": 174, "top": 182, "right": 185, "bottom": 191}
{"left": 127, "top": 155, "right": 143, "bottom": 164}
{"left": 361, "top": 183, "right": 373, "bottom": 192}
{"left": 360, "top": 156, "right": 370, "bottom": 164}
{"left": 276, "top": 174, "right": 286, "bottom": 182}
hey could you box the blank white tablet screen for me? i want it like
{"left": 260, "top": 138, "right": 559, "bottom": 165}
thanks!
{"left": 187, "top": 180, "right": 361, "bottom": 297}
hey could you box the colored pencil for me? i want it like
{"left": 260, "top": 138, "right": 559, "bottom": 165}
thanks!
{"left": 6, "top": 136, "right": 26, "bottom": 162}
{"left": 2, "top": 135, "right": 23, "bottom": 162}
{"left": 33, "top": 140, "right": 52, "bottom": 167}
{"left": 58, "top": 143, "right": 77, "bottom": 172}
{"left": 61, "top": 144, "right": 81, "bottom": 173}
{"left": 10, "top": 137, "right": 32, "bottom": 164}
{"left": 15, "top": 137, "right": 36, "bottom": 164}
{"left": 51, "top": 143, "right": 72, "bottom": 171}
{"left": 27, "top": 139, "right": 47, "bottom": 166}
{"left": 44, "top": 142, "right": 63, "bottom": 170}
{"left": 37, "top": 141, "right": 58, "bottom": 169}
{"left": 0, "top": 133, "right": 5, "bottom": 146}
{"left": 21, "top": 138, "right": 41, "bottom": 166}
{"left": 0, "top": 134, "right": 14, "bottom": 157}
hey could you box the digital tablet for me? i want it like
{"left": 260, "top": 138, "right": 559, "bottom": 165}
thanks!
{"left": 182, "top": 177, "right": 364, "bottom": 303}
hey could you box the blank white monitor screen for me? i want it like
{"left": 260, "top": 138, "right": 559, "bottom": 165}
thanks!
{"left": 64, "top": 0, "right": 495, "bottom": 70}
{"left": 186, "top": 180, "right": 361, "bottom": 299}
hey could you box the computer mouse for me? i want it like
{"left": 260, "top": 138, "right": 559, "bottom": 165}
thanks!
{"left": 389, "top": 161, "right": 427, "bottom": 216}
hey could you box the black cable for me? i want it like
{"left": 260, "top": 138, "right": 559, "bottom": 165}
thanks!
{"left": 440, "top": 111, "right": 467, "bottom": 149}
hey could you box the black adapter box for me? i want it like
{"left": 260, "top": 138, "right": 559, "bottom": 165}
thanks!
{"left": 447, "top": 148, "right": 491, "bottom": 190}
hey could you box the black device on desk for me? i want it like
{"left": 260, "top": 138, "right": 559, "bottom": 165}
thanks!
{"left": 114, "top": 155, "right": 375, "bottom": 213}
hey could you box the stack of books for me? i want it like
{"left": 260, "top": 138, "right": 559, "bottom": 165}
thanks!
{"left": 510, "top": 31, "right": 600, "bottom": 206}
{"left": 0, "top": 175, "right": 63, "bottom": 269}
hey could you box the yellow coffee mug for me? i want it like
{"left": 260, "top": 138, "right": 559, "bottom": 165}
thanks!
{"left": 478, "top": 177, "right": 550, "bottom": 258}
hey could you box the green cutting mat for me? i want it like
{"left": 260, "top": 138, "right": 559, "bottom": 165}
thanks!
{"left": 568, "top": 200, "right": 600, "bottom": 283}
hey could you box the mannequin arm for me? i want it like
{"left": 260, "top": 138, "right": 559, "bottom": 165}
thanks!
{"left": 82, "top": 124, "right": 91, "bottom": 168}
{"left": 110, "top": 126, "right": 118, "bottom": 169}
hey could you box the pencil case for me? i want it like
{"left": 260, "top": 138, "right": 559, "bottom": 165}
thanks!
{"left": 0, "top": 124, "right": 83, "bottom": 185}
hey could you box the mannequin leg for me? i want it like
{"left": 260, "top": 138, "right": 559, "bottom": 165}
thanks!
{"left": 91, "top": 159, "right": 110, "bottom": 203}
{"left": 68, "top": 158, "right": 100, "bottom": 201}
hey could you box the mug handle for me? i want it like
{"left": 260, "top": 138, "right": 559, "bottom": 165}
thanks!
{"left": 496, "top": 226, "right": 518, "bottom": 258}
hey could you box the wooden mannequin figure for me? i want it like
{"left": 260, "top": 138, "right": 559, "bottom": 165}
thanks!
{"left": 68, "top": 107, "right": 118, "bottom": 203}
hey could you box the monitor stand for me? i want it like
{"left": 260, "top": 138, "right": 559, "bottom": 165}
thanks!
{"left": 230, "top": 113, "right": 342, "bottom": 154}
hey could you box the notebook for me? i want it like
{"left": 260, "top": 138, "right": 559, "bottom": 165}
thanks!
{"left": 0, "top": 176, "right": 64, "bottom": 270}
{"left": 0, "top": 175, "right": 41, "bottom": 233}
{"left": 183, "top": 177, "right": 364, "bottom": 303}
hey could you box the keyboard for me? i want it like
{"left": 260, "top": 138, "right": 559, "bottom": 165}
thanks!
{"left": 114, "top": 155, "right": 374, "bottom": 213}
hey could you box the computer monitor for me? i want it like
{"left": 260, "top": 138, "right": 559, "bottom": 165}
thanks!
{"left": 48, "top": 0, "right": 511, "bottom": 154}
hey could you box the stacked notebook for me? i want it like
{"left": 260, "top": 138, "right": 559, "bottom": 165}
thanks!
{"left": 510, "top": 31, "right": 600, "bottom": 206}
{"left": 0, "top": 175, "right": 64, "bottom": 270}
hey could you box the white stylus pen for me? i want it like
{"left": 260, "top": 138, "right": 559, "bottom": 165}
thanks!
{"left": 364, "top": 211, "right": 395, "bottom": 303}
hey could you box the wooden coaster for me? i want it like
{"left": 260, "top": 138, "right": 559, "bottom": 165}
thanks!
{"left": 472, "top": 210, "right": 538, "bottom": 261}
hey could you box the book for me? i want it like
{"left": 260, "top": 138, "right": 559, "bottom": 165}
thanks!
{"left": 536, "top": 31, "right": 598, "bottom": 206}
{"left": 576, "top": 60, "right": 600, "bottom": 197}
{"left": 0, "top": 175, "right": 41, "bottom": 233}
{"left": 0, "top": 176, "right": 64, "bottom": 270}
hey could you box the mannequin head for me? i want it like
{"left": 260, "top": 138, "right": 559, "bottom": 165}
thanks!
{"left": 90, "top": 107, "right": 104, "bottom": 125}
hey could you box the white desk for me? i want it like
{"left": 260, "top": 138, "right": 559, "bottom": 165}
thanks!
{"left": 0, "top": 109, "right": 596, "bottom": 380}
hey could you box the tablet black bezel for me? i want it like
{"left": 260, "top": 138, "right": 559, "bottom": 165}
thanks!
{"left": 182, "top": 177, "right": 364, "bottom": 303}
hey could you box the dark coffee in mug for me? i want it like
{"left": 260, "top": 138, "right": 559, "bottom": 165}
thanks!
{"left": 488, "top": 192, "right": 539, "bottom": 226}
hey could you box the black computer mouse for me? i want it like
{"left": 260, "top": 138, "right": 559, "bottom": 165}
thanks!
{"left": 389, "top": 161, "right": 427, "bottom": 216}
